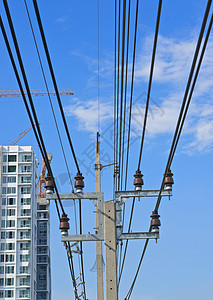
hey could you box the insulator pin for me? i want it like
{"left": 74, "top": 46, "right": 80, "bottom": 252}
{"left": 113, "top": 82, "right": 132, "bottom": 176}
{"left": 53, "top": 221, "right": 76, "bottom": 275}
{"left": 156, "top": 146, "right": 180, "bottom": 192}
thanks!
{"left": 74, "top": 172, "right": 85, "bottom": 193}
{"left": 150, "top": 210, "right": 161, "bottom": 232}
{"left": 164, "top": 169, "right": 174, "bottom": 190}
{"left": 133, "top": 170, "right": 144, "bottom": 190}
{"left": 45, "top": 173, "right": 54, "bottom": 194}
{"left": 59, "top": 213, "right": 70, "bottom": 236}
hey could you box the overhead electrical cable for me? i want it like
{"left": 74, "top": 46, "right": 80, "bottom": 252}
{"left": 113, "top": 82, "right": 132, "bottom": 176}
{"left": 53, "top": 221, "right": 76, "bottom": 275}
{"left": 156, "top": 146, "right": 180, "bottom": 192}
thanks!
{"left": 137, "top": 0, "right": 162, "bottom": 171}
{"left": 119, "top": 0, "right": 163, "bottom": 283}
{"left": 124, "top": 0, "right": 140, "bottom": 191}
{"left": 113, "top": 0, "right": 117, "bottom": 196}
{"left": 22, "top": 3, "right": 84, "bottom": 295}
{"left": 118, "top": 0, "right": 140, "bottom": 283}
{"left": 116, "top": 0, "right": 121, "bottom": 190}
{"left": 118, "top": 0, "right": 127, "bottom": 191}
{"left": 0, "top": 4, "right": 65, "bottom": 218}
{"left": 124, "top": 2, "right": 213, "bottom": 298}
{"left": 120, "top": 0, "right": 131, "bottom": 191}
{"left": 23, "top": 0, "right": 74, "bottom": 193}
{"left": 32, "top": 0, "right": 81, "bottom": 174}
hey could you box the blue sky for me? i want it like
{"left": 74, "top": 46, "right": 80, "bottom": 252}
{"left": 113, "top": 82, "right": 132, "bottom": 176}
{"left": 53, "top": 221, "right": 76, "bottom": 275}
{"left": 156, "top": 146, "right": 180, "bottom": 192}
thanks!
{"left": 0, "top": 0, "right": 213, "bottom": 299}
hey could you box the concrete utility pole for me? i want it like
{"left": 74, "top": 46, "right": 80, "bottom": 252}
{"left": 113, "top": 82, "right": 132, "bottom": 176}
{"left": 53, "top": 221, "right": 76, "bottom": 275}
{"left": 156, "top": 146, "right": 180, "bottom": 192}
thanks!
{"left": 47, "top": 148, "right": 173, "bottom": 300}
{"left": 104, "top": 202, "right": 118, "bottom": 300}
{"left": 95, "top": 133, "right": 104, "bottom": 300}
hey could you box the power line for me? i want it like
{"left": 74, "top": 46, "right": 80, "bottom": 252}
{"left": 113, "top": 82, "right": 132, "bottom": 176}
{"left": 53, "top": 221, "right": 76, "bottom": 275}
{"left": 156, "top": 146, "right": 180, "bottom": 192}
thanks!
{"left": 23, "top": 0, "right": 74, "bottom": 193}
{"left": 137, "top": 0, "right": 162, "bottom": 171}
{"left": 124, "top": 1, "right": 213, "bottom": 298}
{"left": 118, "top": 0, "right": 127, "bottom": 191}
{"left": 0, "top": 3, "right": 65, "bottom": 218}
{"left": 120, "top": 0, "right": 131, "bottom": 191}
{"left": 22, "top": 3, "right": 85, "bottom": 295}
{"left": 116, "top": 0, "right": 121, "bottom": 191}
{"left": 124, "top": 0, "right": 140, "bottom": 191}
{"left": 32, "top": 0, "right": 81, "bottom": 174}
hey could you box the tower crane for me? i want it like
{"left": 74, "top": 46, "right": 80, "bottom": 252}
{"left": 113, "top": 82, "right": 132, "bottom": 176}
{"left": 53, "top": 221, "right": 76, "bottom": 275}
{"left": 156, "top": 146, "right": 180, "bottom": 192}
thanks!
{"left": 37, "top": 154, "right": 52, "bottom": 199}
{"left": 0, "top": 88, "right": 73, "bottom": 98}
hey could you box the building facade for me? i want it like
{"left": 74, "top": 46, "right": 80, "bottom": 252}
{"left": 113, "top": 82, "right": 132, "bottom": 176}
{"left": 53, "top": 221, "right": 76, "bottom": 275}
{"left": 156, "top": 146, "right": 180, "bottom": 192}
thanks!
{"left": 0, "top": 145, "right": 51, "bottom": 300}
{"left": 36, "top": 198, "right": 51, "bottom": 300}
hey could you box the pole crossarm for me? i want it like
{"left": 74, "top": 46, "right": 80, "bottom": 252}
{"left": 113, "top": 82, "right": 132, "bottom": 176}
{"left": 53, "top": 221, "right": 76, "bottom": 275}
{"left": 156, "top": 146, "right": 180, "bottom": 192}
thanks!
{"left": 115, "top": 189, "right": 172, "bottom": 203}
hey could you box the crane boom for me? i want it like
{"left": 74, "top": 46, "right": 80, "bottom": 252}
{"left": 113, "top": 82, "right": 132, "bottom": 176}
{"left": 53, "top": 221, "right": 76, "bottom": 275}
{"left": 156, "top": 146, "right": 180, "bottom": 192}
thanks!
{"left": 0, "top": 88, "right": 73, "bottom": 98}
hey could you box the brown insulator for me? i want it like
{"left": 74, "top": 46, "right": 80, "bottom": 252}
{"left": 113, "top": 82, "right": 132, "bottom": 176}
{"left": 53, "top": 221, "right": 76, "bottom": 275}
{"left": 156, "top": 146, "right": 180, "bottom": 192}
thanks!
{"left": 164, "top": 169, "right": 174, "bottom": 190}
{"left": 150, "top": 210, "right": 161, "bottom": 232}
{"left": 59, "top": 213, "right": 70, "bottom": 235}
{"left": 74, "top": 172, "right": 85, "bottom": 192}
{"left": 133, "top": 170, "right": 144, "bottom": 190}
{"left": 45, "top": 173, "right": 54, "bottom": 194}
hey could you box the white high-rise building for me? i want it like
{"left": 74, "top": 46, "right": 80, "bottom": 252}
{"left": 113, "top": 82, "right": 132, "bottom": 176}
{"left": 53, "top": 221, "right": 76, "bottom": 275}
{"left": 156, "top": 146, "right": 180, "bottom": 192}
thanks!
{"left": 0, "top": 146, "right": 37, "bottom": 299}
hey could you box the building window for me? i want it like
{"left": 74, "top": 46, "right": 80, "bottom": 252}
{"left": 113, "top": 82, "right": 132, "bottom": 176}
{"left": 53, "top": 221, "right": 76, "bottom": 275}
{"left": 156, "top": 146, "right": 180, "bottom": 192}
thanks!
{"left": 0, "top": 279, "right": 3, "bottom": 287}
{"left": 21, "top": 198, "right": 31, "bottom": 205}
{"left": 2, "top": 166, "right": 6, "bottom": 173}
{"left": 5, "top": 266, "right": 14, "bottom": 274}
{"left": 1, "top": 198, "right": 6, "bottom": 206}
{"left": 20, "top": 254, "right": 30, "bottom": 262}
{"left": 20, "top": 231, "right": 30, "bottom": 239}
{"left": 3, "top": 155, "right": 7, "bottom": 162}
{"left": 8, "top": 166, "right": 16, "bottom": 173}
{"left": 0, "top": 291, "right": 3, "bottom": 298}
{"left": 20, "top": 266, "right": 30, "bottom": 274}
{"left": 38, "top": 283, "right": 47, "bottom": 290}
{"left": 6, "top": 231, "right": 15, "bottom": 239}
{"left": 38, "top": 247, "right": 47, "bottom": 254}
{"left": 8, "top": 155, "right": 16, "bottom": 162}
{"left": 21, "top": 154, "right": 32, "bottom": 162}
{"left": 1, "top": 209, "right": 5, "bottom": 217}
{"left": 19, "top": 277, "right": 30, "bottom": 286}
{"left": 39, "top": 222, "right": 47, "bottom": 229}
{"left": 21, "top": 175, "right": 31, "bottom": 183}
{"left": 0, "top": 232, "right": 5, "bottom": 239}
{"left": 7, "top": 187, "right": 16, "bottom": 194}
{"left": 38, "top": 274, "right": 47, "bottom": 281}
{"left": 0, "top": 244, "right": 5, "bottom": 251}
{"left": 21, "top": 165, "right": 31, "bottom": 173}
{"left": 20, "top": 220, "right": 31, "bottom": 228}
{"left": 39, "top": 230, "right": 47, "bottom": 237}
{"left": 7, "top": 209, "right": 16, "bottom": 216}
{"left": 1, "top": 221, "right": 5, "bottom": 229}
{"left": 38, "top": 256, "right": 48, "bottom": 263}
{"left": 21, "top": 187, "right": 31, "bottom": 195}
{"left": 21, "top": 209, "right": 31, "bottom": 217}
{"left": 38, "top": 265, "right": 47, "bottom": 272}
{"left": 6, "top": 254, "right": 14, "bottom": 262}
{"left": 2, "top": 187, "right": 6, "bottom": 195}
{"left": 38, "top": 239, "right": 47, "bottom": 246}
{"left": 0, "top": 267, "right": 4, "bottom": 274}
{"left": 6, "top": 278, "right": 14, "bottom": 286}
{"left": 6, "top": 220, "right": 15, "bottom": 228}
{"left": 19, "top": 289, "right": 30, "bottom": 298}
{"left": 6, "top": 243, "right": 15, "bottom": 251}
{"left": 0, "top": 255, "right": 4, "bottom": 263}
{"left": 5, "top": 290, "right": 14, "bottom": 298}
{"left": 20, "top": 242, "right": 30, "bottom": 250}
{"left": 7, "top": 198, "right": 16, "bottom": 205}
{"left": 2, "top": 176, "right": 16, "bottom": 183}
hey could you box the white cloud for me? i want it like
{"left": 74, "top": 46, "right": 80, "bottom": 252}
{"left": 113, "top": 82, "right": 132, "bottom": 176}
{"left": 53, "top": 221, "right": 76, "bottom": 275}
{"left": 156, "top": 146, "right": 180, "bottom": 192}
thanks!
{"left": 64, "top": 98, "right": 113, "bottom": 133}
{"left": 66, "top": 32, "right": 213, "bottom": 154}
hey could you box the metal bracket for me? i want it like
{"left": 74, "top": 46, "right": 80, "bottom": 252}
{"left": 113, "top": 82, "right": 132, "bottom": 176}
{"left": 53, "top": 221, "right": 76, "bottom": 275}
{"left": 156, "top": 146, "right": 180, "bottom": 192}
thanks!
{"left": 47, "top": 192, "right": 104, "bottom": 242}
{"left": 47, "top": 188, "right": 172, "bottom": 242}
